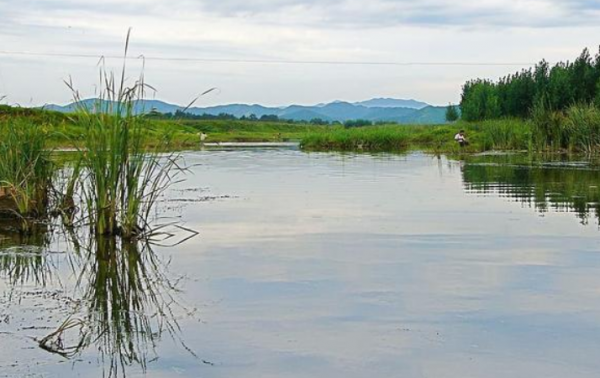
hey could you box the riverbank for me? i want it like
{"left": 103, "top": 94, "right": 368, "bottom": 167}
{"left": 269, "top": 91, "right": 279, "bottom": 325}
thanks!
{"left": 300, "top": 104, "right": 600, "bottom": 154}
{"left": 0, "top": 105, "right": 326, "bottom": 148}
{"left": 300, "top": 119, "right": 531, "bottom": 153}
{"left": 1, "top": 105, "right": 527, "bottom": 152}
{"left": 6, "top": 104, "right": 597, "bottom": 155}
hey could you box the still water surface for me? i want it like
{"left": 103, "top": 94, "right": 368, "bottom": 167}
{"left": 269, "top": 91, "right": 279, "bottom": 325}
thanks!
{"left": 2, "top": 148, "right": 600, "bottom": 377}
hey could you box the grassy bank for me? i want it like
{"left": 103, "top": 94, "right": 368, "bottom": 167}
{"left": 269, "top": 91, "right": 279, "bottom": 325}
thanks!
{"left": 0, "top": 104, "right": 536, "bottom": 153}
{"left": 158, "top": 119, "right": 327, "bottom": 143}
{"left": 301, "top": 119, "right": 532, "bottom": 153}
{"left": 4, "top": 102, "right": 600, "bottom": 155}
{"left": 301, "top": 104, "right": 600, "bottom": 154}
{"left": 0, "top": 105, "right": 324, "bottom": 147}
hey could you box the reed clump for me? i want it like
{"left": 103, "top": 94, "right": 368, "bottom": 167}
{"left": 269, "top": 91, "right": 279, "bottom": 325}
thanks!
{"left": 564, "top": 104, "right": 600, "bottom": 153}
{"left": 479, "top": 119, "right": 531, "bottom": 151}
{"left": 70, "top": 71, "right": 183, "bottom": 239}
{"left": 0, "top": 32, "right": 185, "bottom": 239}
{"left": 532, "top": 101, "right": 600, "bottom": 153}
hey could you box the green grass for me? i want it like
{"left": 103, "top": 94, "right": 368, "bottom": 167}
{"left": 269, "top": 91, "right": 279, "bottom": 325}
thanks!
{"left": 168, "top": 119, "right": 326, "bottom": 143}
{"left": 0, "top": 106, "right": 538, "bottom": 157}
{"left": 301, "top": 125, "right": 412, "bottom": 152}
{"left": 0, "top": 119, "right": 53, "bottom": 231}
{"left": 0, "top": 105, "right": 325, "bottom": 147}
{"left": 301, "top": 120, "right": 532, "bottom": 153}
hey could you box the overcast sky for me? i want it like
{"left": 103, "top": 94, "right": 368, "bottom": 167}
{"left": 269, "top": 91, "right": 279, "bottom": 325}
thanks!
{"left": 0, "top": 0, "right": 599, "bottom": 107}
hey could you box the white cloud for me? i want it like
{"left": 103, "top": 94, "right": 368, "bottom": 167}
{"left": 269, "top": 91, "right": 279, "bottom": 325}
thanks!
{"left": 0, "top": 0, "right": 599, "bottom": 106}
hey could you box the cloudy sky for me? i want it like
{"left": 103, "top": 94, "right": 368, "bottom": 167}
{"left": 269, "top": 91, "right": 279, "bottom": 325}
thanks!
{"left": 0, "top": 0, "right": 599, "bottom": 107}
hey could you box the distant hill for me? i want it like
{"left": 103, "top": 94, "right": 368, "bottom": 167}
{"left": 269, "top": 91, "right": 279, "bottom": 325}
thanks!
{"left": 401, "top": 106, "right": 448, "bottom": 124}
{"left": 354, "top": 98, "right": 429, "bottom": 109}
{"left": 43, "top": 97, "right": 447, "bottom": 124}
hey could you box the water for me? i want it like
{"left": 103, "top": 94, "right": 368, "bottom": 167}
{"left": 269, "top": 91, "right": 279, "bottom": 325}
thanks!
{"left": 2, "top": 148, "right": 600, "bottom": 377}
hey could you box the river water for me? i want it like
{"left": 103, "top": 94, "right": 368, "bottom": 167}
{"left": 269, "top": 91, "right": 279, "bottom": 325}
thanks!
{"left": 2, "top": 147, "right": 600, "bottom": 377}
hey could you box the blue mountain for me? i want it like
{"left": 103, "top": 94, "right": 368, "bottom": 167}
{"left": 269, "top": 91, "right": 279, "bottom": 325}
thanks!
{"left": 354, "top": 98, "right": 429, "bottom": 109}
{"left": 43, "top": 97, "right": 447, "bottom": 124}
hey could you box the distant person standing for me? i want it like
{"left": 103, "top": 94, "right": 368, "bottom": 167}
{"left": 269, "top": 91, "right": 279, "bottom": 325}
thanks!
{"left": 454, "top": 130, "right": 468, "bottom": 147}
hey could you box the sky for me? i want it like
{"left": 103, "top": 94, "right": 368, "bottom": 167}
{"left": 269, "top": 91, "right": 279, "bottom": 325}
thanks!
{"left": 0, "top": 0, "right": 599, "bottom": 107}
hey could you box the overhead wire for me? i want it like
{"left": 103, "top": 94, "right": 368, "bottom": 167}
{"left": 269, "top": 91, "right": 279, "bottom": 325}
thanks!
{"left": 0, "top": 50, "right": 536, "bottom": 67}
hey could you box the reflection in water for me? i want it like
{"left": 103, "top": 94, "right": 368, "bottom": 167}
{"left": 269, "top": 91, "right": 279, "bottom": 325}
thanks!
{"left": 0, "top": 222, "right": 193, "bottom": 377}
{"left": 0, "top": 221, "right": 53, "bottom": 287}
{"left": 4, "top": 150, "right": 600, "bottom": 378}
{"left": 463, "top": 155, "right": 600, "bottom": 226}
{"left": 80, "top": 237, "right": 189, "bottom": 376}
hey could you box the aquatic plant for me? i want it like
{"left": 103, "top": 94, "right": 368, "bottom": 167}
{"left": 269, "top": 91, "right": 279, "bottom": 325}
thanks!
{"left": 68, "top": 31, "right": 184, "bottom": 239}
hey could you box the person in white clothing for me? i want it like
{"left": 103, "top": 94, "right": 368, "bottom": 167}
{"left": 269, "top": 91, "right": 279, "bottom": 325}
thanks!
{"left": 454, "top": 130, "right": 468, "bottom": 147}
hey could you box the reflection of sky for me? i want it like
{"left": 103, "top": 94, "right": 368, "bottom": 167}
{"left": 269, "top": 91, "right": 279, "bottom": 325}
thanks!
{"left": 159, "top": 149, "right": 600, "bottom": 378}
{"left": 3, "top": 149, "right": 600, "bottom": 377}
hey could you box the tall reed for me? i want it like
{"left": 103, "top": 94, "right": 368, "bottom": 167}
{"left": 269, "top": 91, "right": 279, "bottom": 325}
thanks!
{"left": 69, "top": 31, "right": 183, "bottom": 239}
{"left": 564, "top": 104, "right": 600, "bottom": 153}
{"left": 531, "top": 100, "right": 600, "bottom": 153}
{"left": 479, "top": 119, "right": 531, "bottom": 151}
{"left": 531, "top": 99, "right": 567, "bottom": 151}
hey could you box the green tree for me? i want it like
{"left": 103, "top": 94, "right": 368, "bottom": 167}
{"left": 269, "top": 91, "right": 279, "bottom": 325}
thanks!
{"left": 445, "top": 104, "right": 459, "bottom": 122}
{"left": 459, "top": 46, "right": 600, "bottom": 119}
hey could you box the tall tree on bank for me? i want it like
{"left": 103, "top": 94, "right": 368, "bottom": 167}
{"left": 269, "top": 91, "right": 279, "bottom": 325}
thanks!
{"left": 445, "top": 104, "right": 459, "bottom": 122}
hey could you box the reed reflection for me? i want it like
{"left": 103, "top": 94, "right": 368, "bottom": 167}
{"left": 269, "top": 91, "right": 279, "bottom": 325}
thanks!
{"left": 0, "top": 220, "right": 194, "bottom": 377}
{"left": 0, "top": 220, "right": 53, "bottom": 287}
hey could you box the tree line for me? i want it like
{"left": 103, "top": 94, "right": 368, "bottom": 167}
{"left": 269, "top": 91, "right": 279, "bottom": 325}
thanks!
{"left": 459, "top": 47, "right": 600, "bottom": 121}
{"left": 146, "top": 109, "right": 389, "bottom": 127}
{"left": 146, "top": 109, "right": 339, "bottom": 125}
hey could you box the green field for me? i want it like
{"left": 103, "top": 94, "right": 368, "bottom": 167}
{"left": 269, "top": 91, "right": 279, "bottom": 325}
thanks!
{"left": 0, "top": 105, "right": 327, "bottom": 147}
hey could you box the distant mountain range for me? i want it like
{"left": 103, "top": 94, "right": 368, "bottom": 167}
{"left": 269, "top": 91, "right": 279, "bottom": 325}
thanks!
{"left": 43, "top": 98, "right": 447, "bottom": 124}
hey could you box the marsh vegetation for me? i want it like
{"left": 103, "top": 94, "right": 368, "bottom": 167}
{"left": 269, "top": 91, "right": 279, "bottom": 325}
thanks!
{"left": 0, "top": 36, "right": 200, "bottom": 376}
{"left": 3, "top": 38, "right": 600, "bottom": 378}
{"left": 0, "top": 43, "right": 185, "bottom": 238}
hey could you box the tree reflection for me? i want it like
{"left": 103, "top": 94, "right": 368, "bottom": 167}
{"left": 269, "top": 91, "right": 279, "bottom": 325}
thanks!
{"left": 462, "top": 155, "right": 600, "bottom": 226}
